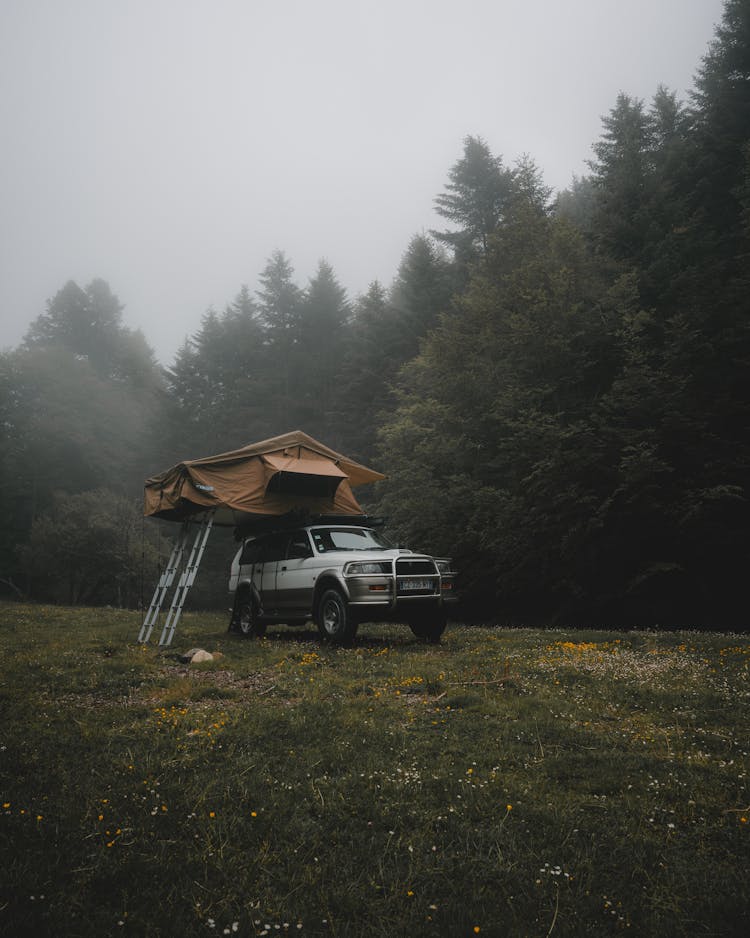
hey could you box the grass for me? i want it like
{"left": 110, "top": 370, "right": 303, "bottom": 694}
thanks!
{"left": 0, "top": 602, "right": 748, "bottom": 937}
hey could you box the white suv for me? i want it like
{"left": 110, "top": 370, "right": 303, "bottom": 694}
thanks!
{"left": 229, "top": 524, "right": 455, "bottom": 644}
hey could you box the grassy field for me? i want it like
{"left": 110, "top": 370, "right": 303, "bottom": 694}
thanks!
{"left": 0, "top": 603, "right": 748, "bottom": 937}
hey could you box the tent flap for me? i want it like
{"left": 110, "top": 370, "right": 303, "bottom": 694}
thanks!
{"left": 144, "top": 430, "right": 385, "bottom": 526}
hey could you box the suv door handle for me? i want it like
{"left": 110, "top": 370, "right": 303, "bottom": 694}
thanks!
{"left": 281, "top": 566, "right": 287, "bottom": 571}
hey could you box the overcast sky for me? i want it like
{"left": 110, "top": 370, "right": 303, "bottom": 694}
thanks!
{"left": 0, "top": 0, "right": 726, "bottom": 364}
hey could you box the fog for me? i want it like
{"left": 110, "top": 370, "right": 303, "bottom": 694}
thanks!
{"left": 0, "top": 0, "right": 725, "bottom": 363}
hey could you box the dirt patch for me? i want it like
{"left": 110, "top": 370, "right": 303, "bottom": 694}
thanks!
{"left": 156, "top": 664, "right": 276, "bottom": 693}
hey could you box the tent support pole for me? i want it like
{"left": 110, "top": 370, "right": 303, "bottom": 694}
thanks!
{"left": 158, "top": 511, "right": 216, "bottom": 647}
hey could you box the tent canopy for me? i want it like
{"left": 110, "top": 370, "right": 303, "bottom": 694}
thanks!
{"left": 144, "top": 430, "right": 386, "bottom": 526}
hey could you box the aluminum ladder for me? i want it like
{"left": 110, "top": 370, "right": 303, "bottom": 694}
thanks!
{"left": 137, "top": 511, "right": 215, "bottom": 646}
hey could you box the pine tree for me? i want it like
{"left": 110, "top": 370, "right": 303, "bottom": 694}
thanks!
{"left": 24, "top": 278, "right": 156, "bottom": 386}
{"left": 389, "top": 235, "right": 455, "bottom": 362}
{"left": 376, "top": 196, "right": 625, "bottom": 619}
{"left": 255, "top": 250, "right": 303, "bottom": 429}
{"left": 336, "top": 281, "right": 397, "bottom": 462}
{"left": 432, "top": 135, "right": 514, "bottom": 270}
{"left": 297, "top": 260, "right": 350, "bottom": 442}
{"left": 689, "top": 0, "right": 750, "bottom": 258}
{"left": 589, "top": 93, "right": 653, "bottom": 268}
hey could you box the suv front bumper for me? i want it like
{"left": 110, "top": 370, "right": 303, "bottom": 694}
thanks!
{"left": 345, "top": 573, "right": 456, "bottom": 610}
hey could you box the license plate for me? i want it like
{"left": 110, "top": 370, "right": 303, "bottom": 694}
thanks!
{"left": 400, "top": 578, "right": 432, "bottom": 591}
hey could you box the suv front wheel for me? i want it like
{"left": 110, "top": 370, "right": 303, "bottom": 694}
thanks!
{"left": 409, "top": 608, "right": 446, "bottom": 644}
{"left": 316, "top": 588, "right": 358, "bottom": 645}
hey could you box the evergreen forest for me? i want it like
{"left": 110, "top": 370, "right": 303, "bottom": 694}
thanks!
{"left": 1, "top": 0, "right": 748, "bottom": 630}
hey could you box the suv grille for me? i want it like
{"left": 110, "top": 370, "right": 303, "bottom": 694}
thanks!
{"left": 396, "top": 559, "right": 436, "bottom": 576}
{"left": 395, "top": 558, "right": 439, "bottom": 596}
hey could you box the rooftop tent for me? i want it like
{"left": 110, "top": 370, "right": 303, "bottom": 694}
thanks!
{"left": 143, "top": 430, "right": 386, "bottom": 527}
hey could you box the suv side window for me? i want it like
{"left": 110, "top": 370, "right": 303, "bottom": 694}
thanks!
{"left": 261, "top": 532, "right": 288, "bottom": 563}
{"left": 240, "top": 539, "right": 261, "bottom": 565}
{"left": 287, "top": 530, "right": 313, "bottom": 560}
{"left": 311, "top": 529, "right": 334, "bottom": 553}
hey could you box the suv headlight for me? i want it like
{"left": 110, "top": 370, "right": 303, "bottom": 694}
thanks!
{"left": 435, "top": 559, "right": 453, "bottom": 574}
{"left": 344, "top": 561, "right": 391, "bottom": 576}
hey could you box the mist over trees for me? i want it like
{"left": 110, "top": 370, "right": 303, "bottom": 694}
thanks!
{"left": 1, "top": 0, "right": 747, "bottom": 628}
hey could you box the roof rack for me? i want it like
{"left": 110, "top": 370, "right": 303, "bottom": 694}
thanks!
{"left": 233, "top": 511, "right": 385, "bottom": 539}
{"left": 309, "top": 514, "right": 385, "bottom": 527}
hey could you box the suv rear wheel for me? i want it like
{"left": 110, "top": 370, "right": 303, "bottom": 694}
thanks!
{"left": 234, "top": 590, "right": 267, "bottom": 639}
{"left": 316, "top": 588, "right": 358, "bottom": 645}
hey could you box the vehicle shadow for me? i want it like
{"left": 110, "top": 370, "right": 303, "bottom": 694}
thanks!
{"left": 229, "top": 624, "right": 430, "bottom": 651}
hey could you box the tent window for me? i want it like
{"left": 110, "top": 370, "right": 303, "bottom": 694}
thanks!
{"left": 266, "top": 471, "right": 342, "bottom": 498}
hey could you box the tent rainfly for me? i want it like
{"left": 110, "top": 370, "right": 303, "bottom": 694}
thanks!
{"left": 138, "top": 432, "right": 386, "bottom": 646}
{"left": 144, "top": 430, "right": 386, "bottom": 527}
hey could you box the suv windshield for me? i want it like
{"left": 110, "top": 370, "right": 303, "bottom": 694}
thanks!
{"left": 311, "top": 527, "right": 393, "bottom": 553}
